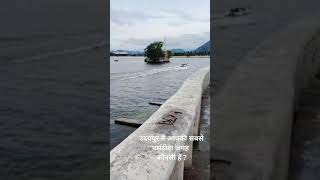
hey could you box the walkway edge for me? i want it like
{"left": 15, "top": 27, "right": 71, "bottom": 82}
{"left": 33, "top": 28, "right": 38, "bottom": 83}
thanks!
{"left": 110, "top": 66, "right": 210, "bottom": 180}
{"left": 213, "top": 14, "right": 320, "bottom": 180}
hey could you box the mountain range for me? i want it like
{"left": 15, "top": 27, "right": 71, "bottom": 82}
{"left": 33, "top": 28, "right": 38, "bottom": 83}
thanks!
{"left": 194, "top": 41, "right": 210, "bottom": 53}
{"left": 111, "top": 41, "right": 210, "bottom": 55}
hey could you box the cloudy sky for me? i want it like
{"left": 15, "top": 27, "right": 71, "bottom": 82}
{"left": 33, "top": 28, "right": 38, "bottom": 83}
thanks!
{"left": 111, "top": 0, "right": 210, "bottom": 51}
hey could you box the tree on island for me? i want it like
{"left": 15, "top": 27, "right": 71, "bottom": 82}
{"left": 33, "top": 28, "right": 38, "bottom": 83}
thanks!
{"left": 144, "top": 41, "right": 171, "bottom": 63}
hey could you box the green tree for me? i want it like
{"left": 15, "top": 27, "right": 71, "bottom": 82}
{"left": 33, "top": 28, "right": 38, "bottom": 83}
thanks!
{"left": 144, "top": 41, "right": 166, "bottom": 63}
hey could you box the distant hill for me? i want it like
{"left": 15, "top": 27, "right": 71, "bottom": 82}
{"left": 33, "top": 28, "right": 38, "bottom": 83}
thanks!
{"left": 111, "top": 42, "right": 212, "bottom": 57}
{"left": 127, "top": 51, "right": 144, "bottom": 56}
{"left": 170, "top": 49, "right": 185, "bottom": 54}
{"left": 194, "top": 41, "right": 210, "bottom": 53}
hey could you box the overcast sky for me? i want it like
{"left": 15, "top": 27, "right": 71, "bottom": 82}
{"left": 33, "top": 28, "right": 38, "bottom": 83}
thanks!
{"left": 111, "top": 0, "right": 210, "bottom": 51}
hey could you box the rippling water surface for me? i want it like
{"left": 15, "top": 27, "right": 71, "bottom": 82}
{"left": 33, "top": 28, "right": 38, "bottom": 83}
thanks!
{"left": 110, "top": 56, "right": 209, "bottom": 149}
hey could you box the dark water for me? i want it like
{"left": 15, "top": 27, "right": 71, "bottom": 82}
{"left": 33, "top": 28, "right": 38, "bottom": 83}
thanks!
{"left": 110, "top": 56, "right": 209, "bottom": 149}
{"left": 0, "top": 50, "right": 107, "bottom": 180}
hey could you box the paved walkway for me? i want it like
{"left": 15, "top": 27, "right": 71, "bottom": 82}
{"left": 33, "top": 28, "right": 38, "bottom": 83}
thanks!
{"left": 290, "top": 78, "right": 320, "bottom": 180}
{"left": 184, "top": 87, "right": 210, "bottom": 180}
{"left": 213, "top": 1, "right": 320, "bottom": 179}
{"left": 212, "top": 0, "right": 320, "bottom": 95}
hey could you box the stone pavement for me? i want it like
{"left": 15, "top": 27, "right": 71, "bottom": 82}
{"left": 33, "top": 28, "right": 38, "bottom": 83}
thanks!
{"left": 290, "top": 78, "right": 320, "bottom": 180}
{"left": 184, "top": 87, "right": 210, "bottom": 180}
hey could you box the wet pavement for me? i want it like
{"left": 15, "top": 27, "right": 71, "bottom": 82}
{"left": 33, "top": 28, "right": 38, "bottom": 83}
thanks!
{"left": 290, "top": 78, "right": 320, "bottom": 180}
{"left": 184, "top": 87, "right": 210, "bottom": 180}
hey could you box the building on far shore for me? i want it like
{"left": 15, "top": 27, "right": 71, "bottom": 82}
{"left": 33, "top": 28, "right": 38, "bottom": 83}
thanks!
{"left": 111, "top": 51, "right": 129, "bottom": 56}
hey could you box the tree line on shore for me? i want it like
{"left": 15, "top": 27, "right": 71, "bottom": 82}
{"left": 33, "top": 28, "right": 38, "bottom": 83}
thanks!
{"left": 110, "top": 50, "right": 210, "bottom": 57}
{"left": 111, "top": 41, "right": 210, "bottom": 57}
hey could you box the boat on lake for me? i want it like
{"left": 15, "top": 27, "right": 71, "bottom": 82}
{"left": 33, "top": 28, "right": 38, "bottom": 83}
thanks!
{"left": 181, "top": 63, "right": 188, "bottom": 67}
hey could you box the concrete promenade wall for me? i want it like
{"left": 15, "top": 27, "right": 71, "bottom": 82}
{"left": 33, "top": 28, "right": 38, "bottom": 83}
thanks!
{"left": 213, "top": 15, "right": 320, "bottom": 180}
{"left": 110, "top": 67, "right": 210, "bottom": 180}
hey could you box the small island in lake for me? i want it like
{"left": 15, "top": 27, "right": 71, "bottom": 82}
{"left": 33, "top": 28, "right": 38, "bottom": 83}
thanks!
{"left": 144, "top": 41, "right": 171, "bottom": 64}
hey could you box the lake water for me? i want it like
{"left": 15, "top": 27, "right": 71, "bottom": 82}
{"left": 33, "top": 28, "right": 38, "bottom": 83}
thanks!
{"left": 110, "top": 56, "right": 210, "bottom": 149}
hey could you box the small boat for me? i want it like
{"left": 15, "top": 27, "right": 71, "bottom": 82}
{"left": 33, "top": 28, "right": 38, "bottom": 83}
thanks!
{"left": 181, "top": 63, "right": 188, "bottom": 67}
{"left": 114, "top": 59, "right": 119, "bottom": 62}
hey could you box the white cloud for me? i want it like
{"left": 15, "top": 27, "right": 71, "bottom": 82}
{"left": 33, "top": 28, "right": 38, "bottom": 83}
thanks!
{"left": 110, "top": 0, "right": 209, "bottom": 50}
{"left": 121, "top": 32, "right": 209, "bottom": 51}
{"left": 111, "top": 8, "right": 164, "bottom": 26}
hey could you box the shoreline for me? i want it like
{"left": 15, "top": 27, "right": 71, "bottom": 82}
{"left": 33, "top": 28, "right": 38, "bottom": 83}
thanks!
{"left": 110, "top": 55, "right": 210, "bottom": 58}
